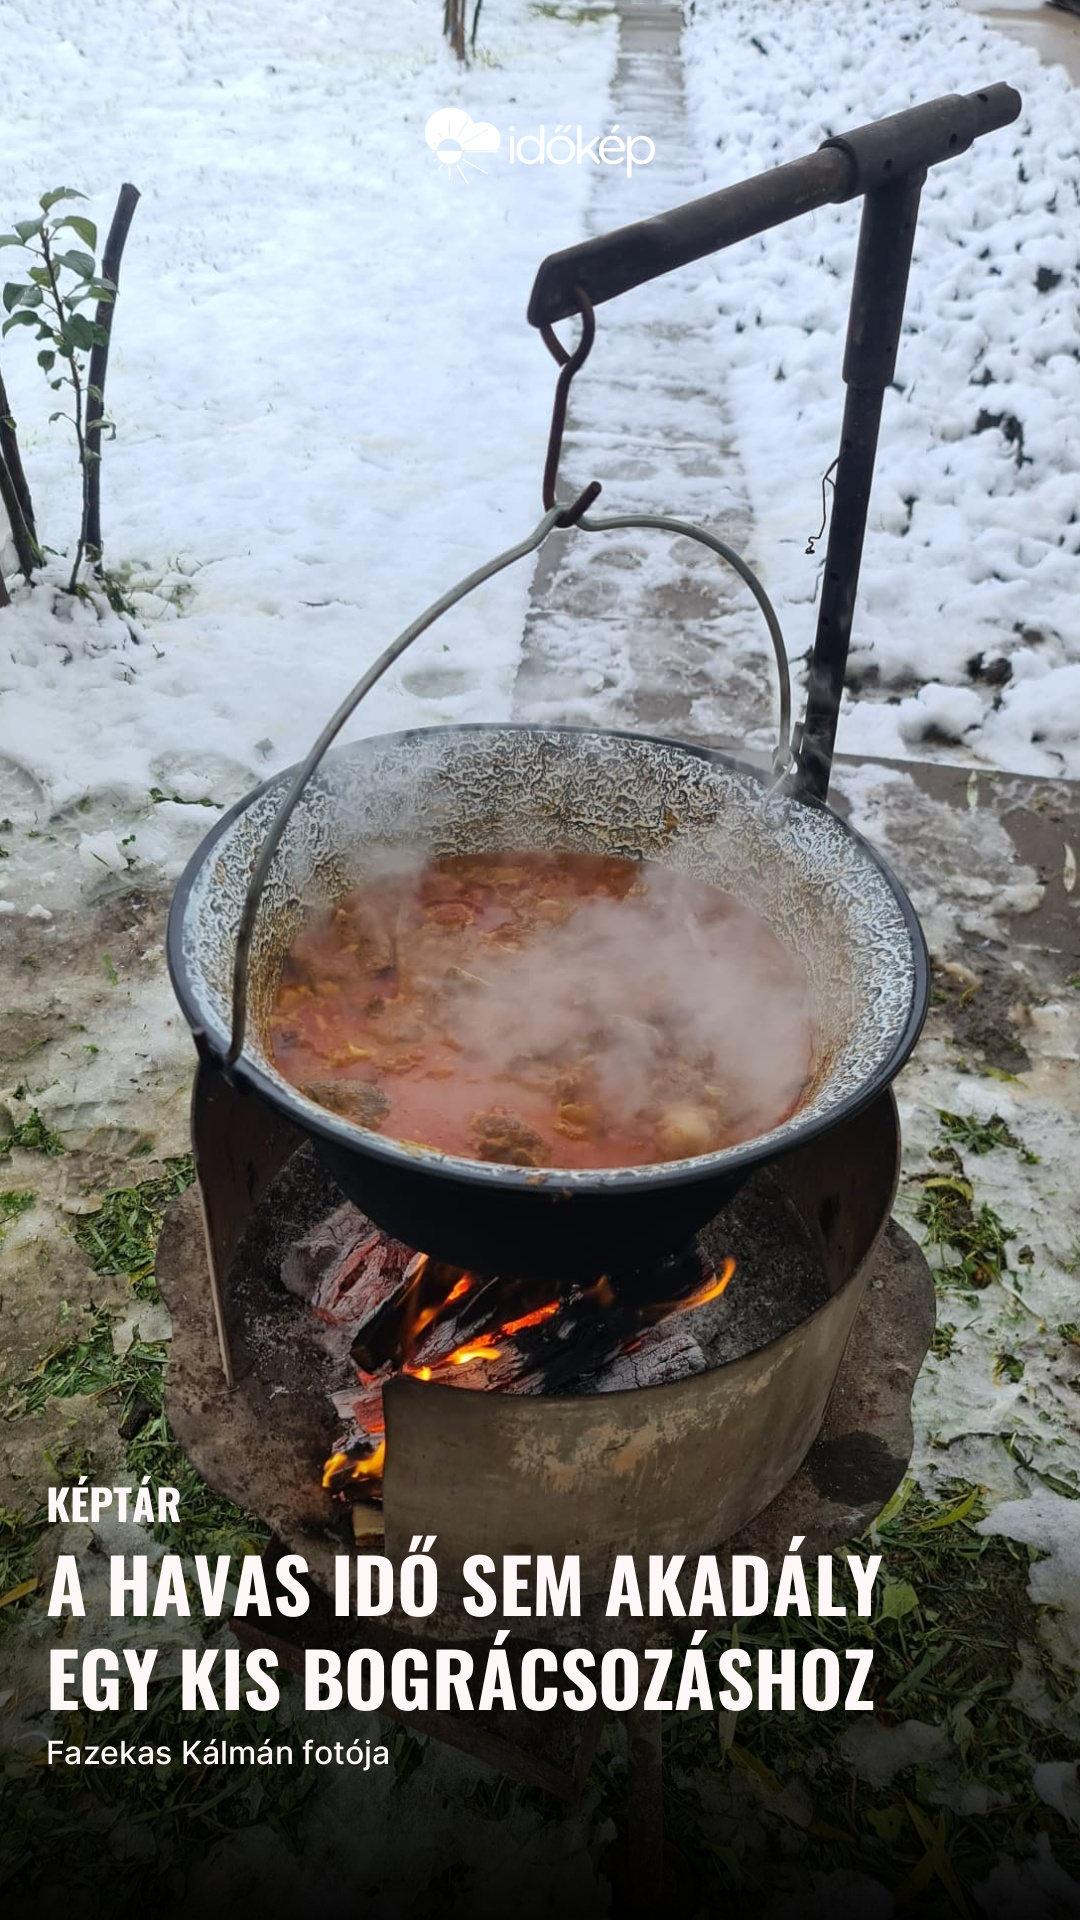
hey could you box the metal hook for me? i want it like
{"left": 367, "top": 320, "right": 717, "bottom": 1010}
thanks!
{"left": 540, "top": 284, "right": 601, "bottom": 519}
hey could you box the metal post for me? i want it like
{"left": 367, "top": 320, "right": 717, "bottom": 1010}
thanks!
{"left": 624, "top": 1700, "right": 665, "bottom": 1907}
{"left": 795, "top": 171, "right": 925, "bottom": 801}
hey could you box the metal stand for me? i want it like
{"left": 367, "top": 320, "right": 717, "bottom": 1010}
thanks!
{"left": 189, "top": 1056, "right": 302, "bottom": 1386}
{"left": 625, "top": 1700, "right": 665, "bottom": 1906}
{"left": 799, "top": 172, "right": 924, "bottom": 798}
{"left": 527, "top": 84, "right": 1022, "bottom": 804}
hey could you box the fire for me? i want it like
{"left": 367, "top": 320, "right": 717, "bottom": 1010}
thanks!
{"left": 322, "top": 1440, "right": 386, "bottom": 1489}
{"left": 499, "top": 1301, "right": 559, "bottom": 1337}
{"left": 581, "top": 1274, "right": 615, "bottom": 1309}
{"left": 405, "top": 1258, "right": 475, "bottom": 1345}
{"left": 639, "top": 1254, "right": 736, "bottom": 1325}
{"left": 402, "top": 1341, "right": 501, "bottom": 1380}
{"left": 322, "top": 1244, "right": 736, "bottom": 1501}
{"left": 676, "top": 1256, "right": 735, "bottom": 1311}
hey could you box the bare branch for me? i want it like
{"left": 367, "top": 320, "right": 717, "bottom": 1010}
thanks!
{"left": 85, "top": 182, "right": 140, "bottom": 572}
{"left": 0, "top": 366, "right": 39, "bottom": 577}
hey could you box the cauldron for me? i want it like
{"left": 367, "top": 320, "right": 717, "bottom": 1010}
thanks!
{"left": 168, "top": 709, "right": 927, "bottom": 1278}
{"left": 166, "top": 85, "right": 1031, "bottom": 1279}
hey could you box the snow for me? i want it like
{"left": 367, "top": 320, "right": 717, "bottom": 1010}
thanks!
{"left": 974, "top": 1833, "right": 1080, "bottom": 1919}
{"left": 978, "top": 1493, "right": 1080, "bottom": 1676}
{"left": 841, "top": 1717, "right": 951, "bottom": 1787}
{"left": 1, "top": 0, "right": 1077, "bottom": 872}
{"left": 682, "top": 0, "right": 1080, "bottom": 776}
{"left": 0, "top": 0, "right": 616, "bottom": 850}
{"left": 1034, "top": 1763, "right": 1080, "bottom": 1834}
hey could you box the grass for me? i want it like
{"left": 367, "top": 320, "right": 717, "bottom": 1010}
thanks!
{"left": 915, "top": 1173, "right": 1014, "bottom": 1292}
{"left": 73, "top": 1155, "right": 194, "bottom": 1300}
{"left": 1, "top": 1152, "right": 261, "bottom": 1605}
{"left": 463, "top": 1485, "right": 1080, "bottom": 1916}
{"left": 1, "top": 1109, "right": 64, "bottom": 1158}
{"left": 930, "top": 1323, "right": 958, "bottom": 1360}
{"left": 6, "top": 1480, "right": 1073, "bottom": 1916}
{"left": 910, "top": 1117, "right": 1020, "bottom": 1295}
{"left": 1, "top": 1109, "right": 1072, "bottom": 1908}
{"left": 0, "top": 1502, "right": 50, "bottom": 1611}
{"left": 937, "top": 1110, "right": 1038, "bottom": 1164}
{"left": 660, "top": 1484, "right": 1080, "bottom": 1911}
{"left": 0, "top": 1682, "right": 316, "bottom": 1909}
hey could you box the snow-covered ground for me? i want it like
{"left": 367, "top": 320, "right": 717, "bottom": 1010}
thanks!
{"left": 0, "top": 0, "right": 616, "bottom": 861}
{"left": 2, "top": 0, "right": 1079, "bottom": 887}
{"left": 683, "top": 0, "right": 1080, "bottom": 777}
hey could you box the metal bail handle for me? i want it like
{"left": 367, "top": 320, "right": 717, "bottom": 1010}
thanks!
{"left": 577, "top": 507, "right": 792, "bottom": 772}
{"left": 226, "top": 509, "right": 793, "bottom": 1067}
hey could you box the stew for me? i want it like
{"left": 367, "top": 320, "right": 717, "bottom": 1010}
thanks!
{"left": 269, "top": 851, "right": 813, "bottom": 1170}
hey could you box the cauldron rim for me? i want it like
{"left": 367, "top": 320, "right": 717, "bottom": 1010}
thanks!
{"left": 166, "top": 721, "right": 929, "bottom": 1202}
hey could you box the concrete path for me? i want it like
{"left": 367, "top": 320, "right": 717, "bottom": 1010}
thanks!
{"left": 512, "top": 1, "right": 780, "bottom": 760}
{"left": 962, "top": 0, "right": 1080, "bottom": 84}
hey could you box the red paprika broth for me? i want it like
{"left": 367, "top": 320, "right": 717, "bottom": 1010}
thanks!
{"left": 268, "top": 851, "right": 813, "bottom": 1170}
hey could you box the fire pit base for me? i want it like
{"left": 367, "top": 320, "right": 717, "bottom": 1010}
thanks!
{"left": 159, "top": 1191, "right": 932, "bottom": 1815}
{"left": 157, "top": 1098, "right": 933, "bottom": 1857}
{"left": 159, "top": 1193, "right": 933, "bottom": 1585}
{"left": 159, "top": 1069, "right": 931, "bottom": 1593}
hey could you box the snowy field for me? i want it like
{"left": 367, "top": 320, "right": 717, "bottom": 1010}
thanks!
{"left": 0, "top": 0, "right": 616, "bottom": 866}
{"left": 684, "top": 0, "right": 1080, "bottom": 776}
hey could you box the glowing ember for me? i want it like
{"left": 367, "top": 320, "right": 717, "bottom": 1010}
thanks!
{"left": 500, "top": 1302, "right": 559, "bottom": 1337}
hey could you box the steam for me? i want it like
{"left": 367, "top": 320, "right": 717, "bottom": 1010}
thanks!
{"left": 438, "top": 864, "right": 812, "bottom": 1149}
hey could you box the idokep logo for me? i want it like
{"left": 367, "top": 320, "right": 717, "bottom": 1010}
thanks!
{"left": 425, "top": 108, "right": 501, "bottom": 181}
{"left": 508, "top": 122, "right": 655, "bottom": 176}
{"left": 424, "top": 108, "right": 655, "bottom": 181}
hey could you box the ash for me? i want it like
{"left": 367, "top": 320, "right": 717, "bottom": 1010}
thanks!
{"left": 226, "top": 1148, "right": 350, "bottom": 1407}
{"left": 694, "top": 1173, "right": 830, "bottom": 1363}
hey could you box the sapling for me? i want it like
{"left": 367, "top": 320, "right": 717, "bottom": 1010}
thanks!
{"left": 1, "top": 188, "right": 119, "bottom": 594}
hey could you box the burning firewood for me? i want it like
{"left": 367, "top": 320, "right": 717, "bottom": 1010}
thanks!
{"left": 331, "top": 1374, "right": 387, "bottom": 1433}
{"left": 286, "top": 1205, "right": 736, "bottom": 1502}
{"left": 280, "top": 1201, "right": 367, "bottom": 1300}
{"left": 586, "top": 1320, "right": 706, "bottom": 1391}
{"left": 302, "top": 1226, "right": 416, "bottom": 1328}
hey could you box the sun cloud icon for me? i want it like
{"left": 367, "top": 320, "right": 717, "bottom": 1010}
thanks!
{"left": 425, "top": 108, "right": 501, "bottom": 182}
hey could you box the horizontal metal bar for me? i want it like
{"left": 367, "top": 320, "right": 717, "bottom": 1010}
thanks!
{"left": 527, "top": 83, "right": 1022, "bottom": 326}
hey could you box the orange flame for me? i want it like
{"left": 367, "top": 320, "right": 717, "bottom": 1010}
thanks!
{"left": 580, "top": 1273, "right": 615, "bottom": 1309}
{"left": 324, "top": 1245, "right": 735, "bottom": 1497}
{"left": 674, "top": 1256, "right": 735, "bottom": 1312}
{"left": 322, "top": 1440, "right": 386, "bottom": 1489}
{"left": 499, "top": 1301, "right": 559, "bottom": 1337}
{"left": 410, "top": 1260, "right": 476, "bottom": 1343}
